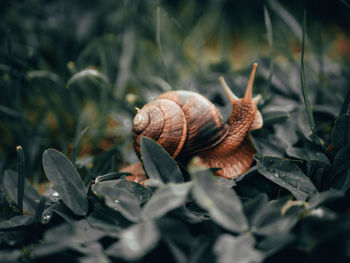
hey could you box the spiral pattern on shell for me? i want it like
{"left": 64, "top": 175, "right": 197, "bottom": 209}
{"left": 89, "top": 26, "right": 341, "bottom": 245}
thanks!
{"left": 132, "top": 91, "right": 229, "bottom": 159}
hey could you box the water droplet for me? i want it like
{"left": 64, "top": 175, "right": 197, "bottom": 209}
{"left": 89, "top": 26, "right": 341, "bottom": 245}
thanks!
{"left": 114, "top": 200, "right": 120, "bottom": 203}
{"left": 274, "top": 173, "right": 279, "bottom": 178}
{"left": 51, "top": 191, "right": 60, "bottom": 202}
{"left": 42, "top": 211, "right": 53, "bottom": 224}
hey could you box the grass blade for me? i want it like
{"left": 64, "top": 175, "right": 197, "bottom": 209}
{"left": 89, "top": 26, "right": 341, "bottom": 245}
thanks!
{"left": 16, "top": 146, "right": 25, "bottom": 214}
{"left": 300, "top": 11, "right": 321, "bottom": 146}
{"left": 264, "top": 5, "right": 274, "bottom": 98}
{"left": 156, "top": 6, "right": 170, "bottom": 83}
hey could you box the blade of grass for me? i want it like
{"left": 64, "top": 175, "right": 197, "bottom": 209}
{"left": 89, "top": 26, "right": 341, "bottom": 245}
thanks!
{"left": 156, "top": 6, "right": 170, "bottom": 83}
{"left": 264, "top": 5, "right": 274, "bottom": 99}
{"left": 340, "top": 86, "right": 350, "bottom": 116}
{"left": 300, "top": 11, "right": 321, "bottom": 146}
{"left": 16, "top": 146, "right": 25, "bottom": 214}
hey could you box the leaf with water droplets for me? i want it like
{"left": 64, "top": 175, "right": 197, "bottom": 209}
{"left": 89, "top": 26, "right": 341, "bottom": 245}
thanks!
{"left": 255, "top": 155, "right": 317, "bottom": 200}
{"left": 93, "top": 182, "right": 141, "bottom": 222}
{"left": 42, "top": 149, "right": 88, "bottom": 216}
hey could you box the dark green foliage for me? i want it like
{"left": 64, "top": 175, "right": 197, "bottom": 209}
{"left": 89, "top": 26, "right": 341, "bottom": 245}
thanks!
{"left": 1, "top": 0, "right": 350, "bottom": 262}
{"left": 43, "top": 149, "right": 88, "bottom": 216}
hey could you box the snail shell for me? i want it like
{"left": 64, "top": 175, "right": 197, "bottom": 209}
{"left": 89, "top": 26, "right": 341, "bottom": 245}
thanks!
{"left": 124, "top": 63, "right": 263, "bottom": 180}
{"left": 132, "top": 91, "right": 229, "bottom": 159}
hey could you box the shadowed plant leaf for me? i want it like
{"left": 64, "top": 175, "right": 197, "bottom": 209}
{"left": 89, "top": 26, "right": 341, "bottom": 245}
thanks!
{"left": 192, "top": 170, "right": 248, "bottom": 233}
{"left": 0, "top": 215, "right": 35, "bottom": 230}
{"left": 250, "top": 198, "right": 299, "bottom": 236}
{"left": 257, "top": 233, "right": 295, "bottom": 256}
{"left": 330, "top": 145, "right": 350, "bottom": 191}
{"left": 142, "top": 182, "right": 193, "bottom": 220}
{"left": 141, "top": 137, "right": 184, "bottom": 184}
{"left": 106, "top": 221, "right": 160, "bottom": 261}
{"left": 42, "top": 149, "right": 88, "bottom": 216}
{"left": 214, "top": 234, "right": 263, "bottom": 263}
{"left": 93, "top": 182, "right": 141, "bottom": 222}
{"left": 331, "top": 114, "right": 350, "bottom": 150}
{"left": 255, "top": 154, "right": 317, "bottom": 200}
{"left": 262, "top": 109, "right": 290, "bottom": 125}
{"left": 66, "top": 69, "right": 110, "bottom": 89}
{"left": 308, "top": 189, "right": 344, "bottom": 209}
{"left": 286, "top": 146, "right": 330, "bottom": 164}
{"left": 3, "top": 170, "right": 41, "bottom": 215}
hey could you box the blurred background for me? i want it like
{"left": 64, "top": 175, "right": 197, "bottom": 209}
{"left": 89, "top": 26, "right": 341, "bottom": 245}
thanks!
{"left": 1, "top": 0, "right": 349, "bottom": 185}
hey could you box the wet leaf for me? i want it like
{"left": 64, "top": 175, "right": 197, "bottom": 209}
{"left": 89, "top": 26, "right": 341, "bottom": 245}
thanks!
{"left": 42, "top": 149, "right": 88, "bottom": 216}
{"left": 93, "top": 182, "right": 141, "bottom": 222}
{"left": 255, "top": 155, "right": 317, "bottom": 200}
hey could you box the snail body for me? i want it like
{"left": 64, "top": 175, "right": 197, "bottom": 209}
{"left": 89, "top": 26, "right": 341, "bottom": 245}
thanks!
{"left": 123, "top": 63, "right": 263, "bottom": 181}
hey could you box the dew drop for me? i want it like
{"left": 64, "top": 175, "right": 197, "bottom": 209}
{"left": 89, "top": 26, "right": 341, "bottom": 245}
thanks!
{"left": 114, "top": 200, "right": 120, "bottom": 204}
{"left": 51, "top": 191, "right": 60, "bottom": 202}
{"left": 42, "top": 211, "right": 53, "bottom": 224}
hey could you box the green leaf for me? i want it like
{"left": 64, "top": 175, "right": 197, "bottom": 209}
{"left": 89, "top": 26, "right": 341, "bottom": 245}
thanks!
{"left": 331, "top": 114, "right": 350, "bottom": 150}
{"left": 330, "top": 145, "right": 350, "bottom": 191}
{"left": 16, "top": 145, "right": 25, "bottom": 214}
{"left": 250, "top": 198, "right": 298, "bottom": 236}
{"left": 214, "top": 234, "right": 263, "bottom": 263}
{"left": 32, "top": 223, "right": 73, "bottom": 258}
{"left": 142, "top": 182, "right": 193, "bottom": 220}
{"left": 93, "top": 182, "right": 141, "bottom": 222}
{"left": 3, "top": 170, "right": 41, "bottom": 215}
{"left": 255, "top": 155, "right": 317, "bottom": 200}
{"left": 95, "top": 172, "right": 130, "bottom": 184}
{"left": 141, "top": 137, "right": 184, "bottom": 184}
{"left": 286, "top": 146, "right": 330, "bottom": 164}
{"left": 251, "top": 130, "right": 288, "bottom": 157}
{"left": 243, "top": 193, "right": 269, "bottom": 225}
{"left": 0, "top": 250, "right": 21, "bottom": 262}
{"left": 257, "top": 233, "right": 295, "bottom": 256}
{"left": 87, "top": 206, "right": 130, "bottom": 233}
{"left": 308, "top": 189, "right": 344, "bottom": 209}
{"left": 66, "top": 69, "right": 110, "bottom": 89}
{"left": 106, "top": 221, "right": 160, "bottom": 261}
{"left": 42, "top": 148, "right": 88, "bottom": 216}
{"left": 192, "top": 170, "right": 248, "bottom": 233}
{"left": 0, "top": 215, "right": 35, "bottom": 230}
{"left": 262, "top": 109, "right": 290, "bottom": 125}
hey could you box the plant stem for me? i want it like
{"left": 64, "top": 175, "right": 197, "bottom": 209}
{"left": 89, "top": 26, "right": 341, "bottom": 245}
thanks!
{"left": 300, "top": 10, "right": 321, "bottom": 146}
{"left": 16, "top": 145, "right": 25, "bottom": 214}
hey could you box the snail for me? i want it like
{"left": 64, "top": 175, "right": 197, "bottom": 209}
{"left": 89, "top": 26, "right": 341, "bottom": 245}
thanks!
{"left": 122, "top": 63, "right": 263, "bottom": 183}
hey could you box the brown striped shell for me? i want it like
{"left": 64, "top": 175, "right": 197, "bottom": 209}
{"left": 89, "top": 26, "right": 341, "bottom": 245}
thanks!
{"left": 132, "top": 91, "right": 229, "bottom": 159}
{"left": 125, "top": 63, "right": 263, "bottom": 180}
